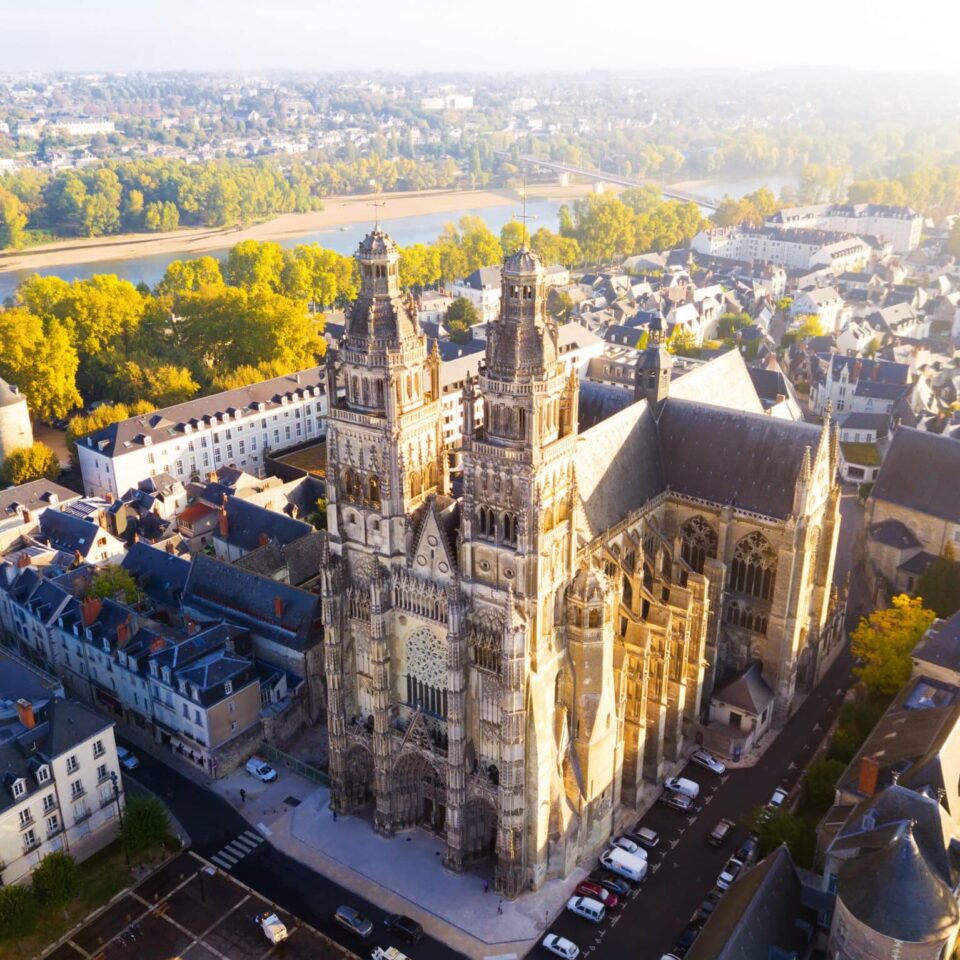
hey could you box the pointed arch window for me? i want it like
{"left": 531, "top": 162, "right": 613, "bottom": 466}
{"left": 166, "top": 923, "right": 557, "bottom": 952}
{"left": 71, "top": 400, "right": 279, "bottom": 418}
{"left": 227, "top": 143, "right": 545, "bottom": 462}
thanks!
{"left": 368, "top": 475, "right": 381, "bottom": 506}
{"left": 680, "top": 516, "right": 718, "bottom": 575}
{"left": 728, "top": 531, "right": 777, "bottom": 600}
{"left": 342, "top": 467, "right": 361, "bottom": 502}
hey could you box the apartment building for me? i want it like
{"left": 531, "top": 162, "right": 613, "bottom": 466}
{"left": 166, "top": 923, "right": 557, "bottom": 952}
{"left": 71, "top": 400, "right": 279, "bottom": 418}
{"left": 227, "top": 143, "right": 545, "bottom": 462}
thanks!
{"left": 0, "top": 654, "right": 122, "bottom": 886}
{"left": 76, "top": 368, "right": 328, "bottom": 500}
{"left": 768, "top": 203, "right": 923, "bottom": 254}
{"left": 692, "top": 226, "right": 873, "bottom": 273}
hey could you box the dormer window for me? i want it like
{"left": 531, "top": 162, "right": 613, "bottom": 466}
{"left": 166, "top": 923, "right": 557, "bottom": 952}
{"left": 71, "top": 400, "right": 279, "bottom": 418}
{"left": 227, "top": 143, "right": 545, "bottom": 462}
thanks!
{"left": 162, "top": 667, "right": 171, "bottom": 684}
{"left": 36, "top": 765, "right": 50, "bottom": 784}
{"left": 178, "top": 680, "right": 187, "bottom": 695}
{"left": 149, "top": 661, "right": 158, "bottom": 678}
{"left": 12, "top": 779, "right": 26, "bottom": 798}
{"left": 224, "top": 681, "right": 233, "bottom": 695}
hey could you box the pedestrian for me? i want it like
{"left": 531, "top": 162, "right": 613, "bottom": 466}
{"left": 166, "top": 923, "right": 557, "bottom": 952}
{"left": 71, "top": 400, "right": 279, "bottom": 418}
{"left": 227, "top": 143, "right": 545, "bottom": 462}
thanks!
{"left": 497, "top": 898, "right": 503, "bottom": 915}
{"left": 240, "top": 788, "right": 246, "bottom": 804}
{"left": 332, "top": 808, "right": 338, "bottom": 822}
{"left": 483, "top": 880, "right": 489, "bottom": 894}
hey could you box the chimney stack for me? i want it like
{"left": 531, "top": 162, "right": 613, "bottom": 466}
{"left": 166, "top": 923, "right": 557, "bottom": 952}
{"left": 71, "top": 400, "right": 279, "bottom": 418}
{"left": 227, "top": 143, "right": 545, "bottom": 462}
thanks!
{"left": 16, "top": 699, "right": 35, "bottom": 730}
{"left": 81, "top": 595, "right": 102, "bottom": 627}
{"left": 274, "top": 596, "right": 284, "bottom": 619}
{"left": 219, "top": 502, "right": 229, "bottom": 538}
{"left": 20, "top": 507, "right": 32, "bottom": 524}
{"left": 858, "top": 755, "right": 881, "bottom": 797}
{"left": 17, "top": 553, "right": 31, "bottom": 568}
{"left": 117, "top": 615, "right": 132, "bottom": 648}
{"left": 258, "top": 532, "right": 270, "bottom": 547}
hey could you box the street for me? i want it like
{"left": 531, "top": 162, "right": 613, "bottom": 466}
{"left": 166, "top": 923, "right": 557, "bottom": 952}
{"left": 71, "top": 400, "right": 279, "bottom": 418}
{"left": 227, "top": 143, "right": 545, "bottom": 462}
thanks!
{"left": 122, "top": 746, "right": 470, "bottom": 960}
{"left": 542, "top": 644, "right": 855, "bottom": 960}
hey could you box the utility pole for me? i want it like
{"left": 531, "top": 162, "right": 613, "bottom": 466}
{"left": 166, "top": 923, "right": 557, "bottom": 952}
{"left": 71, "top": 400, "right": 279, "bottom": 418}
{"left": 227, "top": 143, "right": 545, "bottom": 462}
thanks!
{"left": 110, "top": 771, "right": 130, "bottom": 866}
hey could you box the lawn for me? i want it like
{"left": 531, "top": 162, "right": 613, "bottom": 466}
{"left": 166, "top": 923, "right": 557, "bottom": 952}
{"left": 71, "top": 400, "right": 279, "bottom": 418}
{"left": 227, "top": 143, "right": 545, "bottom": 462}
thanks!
{"left": 0, "top": 840, "right": 173, "bottom": 960}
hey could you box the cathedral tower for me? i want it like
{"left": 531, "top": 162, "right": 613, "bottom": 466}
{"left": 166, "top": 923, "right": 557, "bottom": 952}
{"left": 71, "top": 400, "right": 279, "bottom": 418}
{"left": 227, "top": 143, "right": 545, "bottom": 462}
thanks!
{"left": 635, "top": 315, "right": 672, "bottom": 409}
{"left": 324, "top": 230, "right": 445, "bottom": 562}
{"left": 459, "top": 245, "right": 581, "bottom": 895}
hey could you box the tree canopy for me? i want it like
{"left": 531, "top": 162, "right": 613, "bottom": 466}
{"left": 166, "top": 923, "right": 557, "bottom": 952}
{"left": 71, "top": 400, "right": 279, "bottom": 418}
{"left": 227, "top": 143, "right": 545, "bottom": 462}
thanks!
{"left": 850, "top": 594, "right": 936, "bottom": 696}
{"left": 0, "top": 443, "right": 60, "bottom": 487}
{"left": 917, "top": 547, "right": 960, "bottom": 619}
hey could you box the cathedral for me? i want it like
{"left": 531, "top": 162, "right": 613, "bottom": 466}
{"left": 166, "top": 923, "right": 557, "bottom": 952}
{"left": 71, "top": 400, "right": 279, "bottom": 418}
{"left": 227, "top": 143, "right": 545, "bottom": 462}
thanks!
{"left": 318, "top": 229, "right": 843, "bottom": 897}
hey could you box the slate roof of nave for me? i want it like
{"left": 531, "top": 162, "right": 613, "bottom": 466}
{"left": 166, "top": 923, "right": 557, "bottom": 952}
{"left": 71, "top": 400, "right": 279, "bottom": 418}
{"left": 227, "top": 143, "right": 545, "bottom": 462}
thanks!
{"left": 572, "top": 348, "right": 816, "bottom": 537}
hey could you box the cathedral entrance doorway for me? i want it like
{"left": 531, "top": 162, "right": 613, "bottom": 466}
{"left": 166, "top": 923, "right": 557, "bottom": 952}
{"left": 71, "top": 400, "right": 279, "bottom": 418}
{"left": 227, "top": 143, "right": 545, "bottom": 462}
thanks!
{"left": 344, "top": 744, "right": 374, "bottom": 808}
{"left": 392, "top": 752, "right": 446, "bottom": 833}
{"left": 463, "top": 796, "right": 498, "bottom": 863}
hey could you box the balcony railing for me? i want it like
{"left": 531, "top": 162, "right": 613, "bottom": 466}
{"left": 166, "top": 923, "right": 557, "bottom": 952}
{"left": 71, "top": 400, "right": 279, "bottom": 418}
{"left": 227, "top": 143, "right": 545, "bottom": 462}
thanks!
{"left": 73, "top": 808, "right": 91, "bottom": 824}
{"left": 22, "top": 838, "right": 41, "bottom": 854}
{"left": 18, "top": 815, "right": 33, "bottom": 831}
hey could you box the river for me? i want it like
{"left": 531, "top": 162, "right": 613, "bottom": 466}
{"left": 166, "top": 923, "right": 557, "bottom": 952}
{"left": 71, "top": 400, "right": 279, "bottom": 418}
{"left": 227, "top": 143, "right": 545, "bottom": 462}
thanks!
{"left": 0, "top": 175, "right": 797, "bottom": 301}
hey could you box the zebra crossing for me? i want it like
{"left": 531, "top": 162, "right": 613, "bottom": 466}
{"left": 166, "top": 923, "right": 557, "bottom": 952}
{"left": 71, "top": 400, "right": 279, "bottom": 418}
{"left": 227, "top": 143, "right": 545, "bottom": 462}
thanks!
{"left": 210, "top": 829, "right": 264, "bottom": 870}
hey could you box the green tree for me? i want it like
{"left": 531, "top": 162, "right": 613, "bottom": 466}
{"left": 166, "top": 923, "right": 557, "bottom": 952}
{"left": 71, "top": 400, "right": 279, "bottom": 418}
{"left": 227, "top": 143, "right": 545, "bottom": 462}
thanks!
{"left": 156, "top": 257, "right": 225, "bottom": 300}
{"left": 851, "top": 594, "right": 936, "bottom": 696}
{"left": 445, "top": 297, "right": 479, "bottom": 342}
{"left": 500, "top": 218, "right": 529, "bottom": 253}
{"left": 748, "top": 807, "right": 815, "bottom": 866}
{"left": 717, "top": 311, "right": 754, "bottom": 340}
{"left": 531, "top": 227, "right": 581, "bottom": 268}
{"left": 458, "top": 215, "right": 502, "bottom": 274}
{"left": 31, "top": 851, "right": 80, "bottom": 907}
{"left": 0, "top": 188, "right": 28, "bottom": 249}
{"left": 547, "top": 288, "right": 574, "bottom": 323}
{"left": 917, "top": 546, "right": 960, "bottom": 618}
{"left": 0, "top": 884, "right": 38, "bottom": 941}
{"left": 120, "top": 795, "right": 170, "bottom": 855}
{"left": 66, "top": 401, "right": 155, "bottom": 462}
{"left": 803, "top": 758, "right": 846, "bottom": 809}
{"left": 0, "top": 308, "right": 82, "bottom": 421}
{"left": 0, "top": 443, "right": 61, "bottom": 486}
{"left": 90, "top": 565, "right": 140, "bottom": 604}
{"left": 399, "top": 243, "right": 441, "bottom": 291}
{"left": 223, "top": 239, "right": 286, "bottom": 293}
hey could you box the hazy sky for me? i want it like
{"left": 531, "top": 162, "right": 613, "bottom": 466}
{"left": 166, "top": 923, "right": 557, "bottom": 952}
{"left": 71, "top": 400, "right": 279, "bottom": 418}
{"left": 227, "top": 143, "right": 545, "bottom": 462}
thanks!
{"left": 2, "top": 0, "right": 947, "bottom": 74}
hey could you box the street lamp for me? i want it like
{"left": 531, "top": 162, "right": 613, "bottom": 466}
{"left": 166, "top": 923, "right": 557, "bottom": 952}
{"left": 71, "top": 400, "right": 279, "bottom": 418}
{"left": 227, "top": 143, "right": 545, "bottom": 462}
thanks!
{"left": 109, "top": 771, "right": 130, "bottom": 866}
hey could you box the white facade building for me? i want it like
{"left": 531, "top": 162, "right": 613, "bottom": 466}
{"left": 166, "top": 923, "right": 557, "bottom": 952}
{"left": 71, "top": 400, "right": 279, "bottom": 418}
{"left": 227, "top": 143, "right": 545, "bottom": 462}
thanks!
{"left": 76, "top": 369, "right": 327, "bottom": 500}
{"left": 767, "top": 203, "right": 923, "bottom": 254}
{"left": 451, "top": 266, "right": 502, "bottom": 325}
{"left": 692, "top": 227, "right": 872, "bottom": 273}
{"left": 790, "top": 287, "right": 850, "bottom": 335}
{"left": 0, "top": 683, "right": 123, "bottom": 887}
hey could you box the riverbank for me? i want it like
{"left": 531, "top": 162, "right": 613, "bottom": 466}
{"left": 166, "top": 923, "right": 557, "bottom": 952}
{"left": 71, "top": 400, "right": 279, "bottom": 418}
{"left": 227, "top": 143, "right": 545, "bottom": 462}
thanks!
{"left": 0, "top": 182, "right": 603, "bottom": 276}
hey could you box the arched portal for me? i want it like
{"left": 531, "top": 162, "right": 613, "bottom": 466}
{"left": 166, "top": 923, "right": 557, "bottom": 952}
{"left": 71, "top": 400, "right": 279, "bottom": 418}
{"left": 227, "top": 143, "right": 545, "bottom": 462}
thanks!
{"left": 463, "top": 796, "right": 498, "bottom": 863}
{"left": 343, "top": 744, "right": 374, "bottom": 808}
{"left": 392, "top": 753, "right": 446, "bottom": 833}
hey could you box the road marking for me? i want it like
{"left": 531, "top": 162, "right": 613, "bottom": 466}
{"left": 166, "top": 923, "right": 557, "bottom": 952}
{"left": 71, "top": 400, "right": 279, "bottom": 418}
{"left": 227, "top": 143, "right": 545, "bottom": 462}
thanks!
{"left": 215, "top": 848, "right": 238, "bottom": 864}
{"left": 702, "top": 794, "right": 714, "bottom": 805}
{"left": 242, "top": 830, "right": 264, "bottom": 845}
{"left": 788, "top": 762, "right": 797, "bottom": 771}
{"left": 211, "top": 854, "right": 234, "bottom": 870}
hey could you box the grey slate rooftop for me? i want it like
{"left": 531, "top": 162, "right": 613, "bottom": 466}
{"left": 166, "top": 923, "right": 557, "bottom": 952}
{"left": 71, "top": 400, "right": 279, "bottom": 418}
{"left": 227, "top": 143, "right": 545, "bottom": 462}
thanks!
{"left": 0, "top": 480, "right": 79, "bottom": 519}
{"left": 871, "top": 428, "right": 960, "bottom": 524}
{"left": 711, "top": 661, "right": 775, "bottom": 716}
{"left": 914, "top": 611, "right": 960, "bottom": 674}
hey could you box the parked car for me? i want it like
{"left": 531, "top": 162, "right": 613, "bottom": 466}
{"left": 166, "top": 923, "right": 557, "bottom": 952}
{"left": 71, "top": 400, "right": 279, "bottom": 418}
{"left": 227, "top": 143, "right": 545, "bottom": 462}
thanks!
{"left": 588, "top": 871, "right": 631, "bottom": 897}
{"left": 543, "top": 934, "right": 580, "bottom": 959}
{"left": 256, "top": 911, "right": 288, "bottom": 944}
{"left": 334, "top": 905, "right": 374, "bottom": 938}
{"left": 246, "top": 757, "right": 278, "bottom": 782}
{"left": 768, "top": 787, "right": 788, "bottom": 809}
{"left": 628, "top": 826, "right": 660, "bottom": 850}
{"left": 695, "top": 890, "right": 722, "bottom": 923}
{"left": 384, "top": 914, "right": 423, "bottom": 943}
{"left": 716, "top": 856, "right": 744, "bottom": 891}
{"left": 690, "top": 749, "right": 726, "bottom": 776}
{"left": 674, "top": 924, "right": 701, "bottom": 956}
{"left": 566, "top": 896, "right": 605, "bottom": 923}
{"left": 600, "top": 847, "right": 647, "bottom": 883}
{"left": 707, "top": 818, "right": 736, "bottom": 848}
{"left": 116, "top": 746, "right": 139, "bottom": 771}
{"left": 736, "top": 835, "right": 760, "bottom": 865}
{"left": 610, "top": 835, "right": 642, "bottom": 856}
{"left": 575, "top": 881, "right": 619, "bottom": 910}
{"left": 658, "top": 792, "right": 694, "bottom": 813}
{"left": 664, "top": 777, "right": 700, "bottom": 800}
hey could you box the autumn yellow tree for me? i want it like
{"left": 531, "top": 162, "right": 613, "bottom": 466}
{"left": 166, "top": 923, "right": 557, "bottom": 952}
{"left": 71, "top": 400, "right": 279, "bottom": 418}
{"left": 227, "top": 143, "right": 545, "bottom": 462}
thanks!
{"left": 851, "top": 594, "right": 936, "bottom": 696}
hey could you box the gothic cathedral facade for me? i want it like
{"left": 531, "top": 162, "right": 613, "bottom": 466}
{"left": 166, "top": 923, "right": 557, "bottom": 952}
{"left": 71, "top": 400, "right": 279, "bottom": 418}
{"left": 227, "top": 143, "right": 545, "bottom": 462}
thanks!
{"left": 319, "top": 231, "right": 844, "bottom": 896}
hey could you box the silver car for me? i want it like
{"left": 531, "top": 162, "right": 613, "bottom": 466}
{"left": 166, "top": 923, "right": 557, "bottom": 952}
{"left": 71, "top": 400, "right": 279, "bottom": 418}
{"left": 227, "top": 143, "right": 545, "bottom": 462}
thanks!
{"left": 691, "top": 749, "right": 726, "bottom": 776}
{"left": 334, "top": 905, "right": 373, "bottom": 939}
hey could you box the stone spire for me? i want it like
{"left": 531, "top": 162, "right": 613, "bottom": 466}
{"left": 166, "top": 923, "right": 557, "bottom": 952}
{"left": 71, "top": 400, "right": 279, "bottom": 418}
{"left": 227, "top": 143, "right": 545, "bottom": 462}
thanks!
{"left": 345, "top": 230, "right": 419, "bottom": 345}
{"left": 485, "top": 247, "right": 559, "bottom": 381}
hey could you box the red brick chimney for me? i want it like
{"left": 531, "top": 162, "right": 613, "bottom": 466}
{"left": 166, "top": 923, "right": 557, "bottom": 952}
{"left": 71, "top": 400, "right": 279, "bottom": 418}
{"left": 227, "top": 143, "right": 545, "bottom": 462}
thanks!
{"left": 17, "top": 553, "right": 30, "bottom": 568}
{"left": 20, "top": 507, "right": 32, "bottom": 524}
{"left": 81, "top": 595, "right": 102, "bottom": 627}
{"left": 858, "top": 755, "right": 880, "bottom": 796}
{"left": 16, "top": 699, "right": 35, "bottom": 729}
{"left": 274, "top": 596, "right": 284, "bottom": 619}
{"left": 208, "top": 471, "right": 217, "bottom": 483}
{"left": 258, "top": 532, "right": 269, "bottom": 547}
{"left": 219, "top": 502, "right": 229, "bottom": 538}
{"left": 117, "top": 615, "right": 132, "bottom": 647}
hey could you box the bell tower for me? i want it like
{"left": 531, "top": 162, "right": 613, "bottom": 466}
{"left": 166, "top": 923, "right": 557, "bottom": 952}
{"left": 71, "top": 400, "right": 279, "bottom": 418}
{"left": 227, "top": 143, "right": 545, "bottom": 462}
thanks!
{"left": 324, "top": 230, "right": 445, "bottom": 563}
{"left": 635, "top": 315, "right": 672, "bottom": 409}
{"left": 459, "top": 244, "right": 580, "bottom": 894}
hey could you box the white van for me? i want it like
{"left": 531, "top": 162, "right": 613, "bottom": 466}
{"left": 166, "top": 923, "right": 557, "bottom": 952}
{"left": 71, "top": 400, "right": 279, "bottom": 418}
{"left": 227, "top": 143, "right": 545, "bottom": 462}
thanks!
{"left": 566, "top": 896, "right": 605, "bottom": 923}
{"left": 664, "top": 776, "right": 700, "bottom": 800}
{"left": 600, "top": 847, "right": 648, "bottom": 883}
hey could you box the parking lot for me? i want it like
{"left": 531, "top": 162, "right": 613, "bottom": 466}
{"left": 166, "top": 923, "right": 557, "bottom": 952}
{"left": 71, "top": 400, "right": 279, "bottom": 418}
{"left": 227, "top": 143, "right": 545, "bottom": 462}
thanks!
{"left": 46, "top": 851, "right": 359, "bottom": 960}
